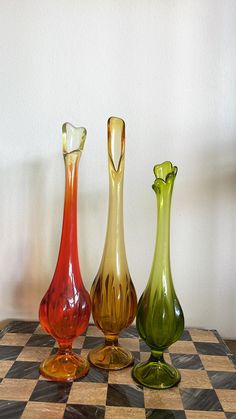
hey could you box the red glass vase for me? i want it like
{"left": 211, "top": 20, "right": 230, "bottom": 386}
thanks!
{"left": 39, "top": 123, "right": 91, "bottom": 381}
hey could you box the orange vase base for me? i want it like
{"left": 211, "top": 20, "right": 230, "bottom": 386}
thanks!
{"left": 39, "top": 350, "right": 89, "bottom": 382}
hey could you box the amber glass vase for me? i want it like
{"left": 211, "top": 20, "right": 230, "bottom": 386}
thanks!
{"left": 39, "top": 123, "right": 91, "bottom": 381}
{"left": 132, "top": 162, "right": 184, "bottom": 389}
{"left": 89, "top": 117, "right": 137, "bottom": 370}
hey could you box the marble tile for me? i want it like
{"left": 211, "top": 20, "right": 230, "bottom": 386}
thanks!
{"left": 225, "top": 413, "right": 236, "bottom": 419}
{"left": 120, "top": 338, "right": 140, "bottom": 352}
{"left": 6, "top": 361, "right": 40, "bottom": 379}
{"left": 105, "top": 406, "right": 145, "bottom": 418}
{"left": 169, "top": 341, "right": 197, "bottom": 355}
{"left": 185, "top": 411, "right": 225, "bottom": 418}
{"left": 72, "top": 336, "right": 85, "bottom": 349}
{"left": 195, "top": 343, "right": 229, "bottom": 356}
{"left": 65, "top": 404, "right": 105, "bottom": 418}
{"left": 7, "top": 321, "right": 38, "bottom": 334}
{"left": 216, "top": 389, "right": 236, "bottom": 412}
{"left": 144, "top": 387, "right": 183, "bottom": 410}
{"left": 78, "top": 365, "right": 108, "bottom": 383}
{"left": 120, "top": 326, "right": 139, "bottom": 338}
{"left": 0, "top": 346, "right": 23, "bottom": 360}
{"left": 0, "top": 400, "right": 26, "bottom": 419}
{"left": 17, "top": 346, "right": 52, "bottom": 362}
{"left": 180, "top": 388, "right": 223, "bottom": 411}
{"left": 208, "top": 371, "right": 236, "bottom": 389}
{"left": 179, "top": 330, "right": 192, "bottom": 341}
{"left": 133, "top": 351, "right": 141, "bottom": 363}
{"left": 107, "top": 384, "right": 144, "bottom": 408}
{"left": 0, "top": 333, "right": 31, "bottom": 346}
{"left": 108, "top": 366, "right": 135, "bottom": 385}
{"left": 140, "top": 341, "right": 150, "bottom": 352}
{"left": 189, "top": 329, "right": 219, "bottom": 343}
{"left": 83, "top": 337, "right": 105, "bottom": 349}
{"left": 0, "top": 378, "right": 37, "bottom": 401}
{"left": 0, "top": 361, "right": 14, "bottom": 378}
{"left": 200, "top": 355, "right": 236, "bottom": 372}
{"left": 146, "top": 409, "right": 186, "bottom": 419}
{"left": 86, "top": 326, "right": 104, "bottom": 337}
{"left": 34, "top": 324, "right": 46, "bottom": 335}
{"left": 30, "top": 380, "right": 72, "bottom": 403}
{"left": 68, "top": 382, "right": 107, "bottom": 405}
{"left": 178, "top": 369, "right": 212, "bottom": 389}
{"left": 171, "top": 354, "right": 203, "bottom": 370}
{"left": 21, "top": 401, "right": 66, "bottom": 418}
{"left": 26, "top": 334, "right": 55, "bottom": 347}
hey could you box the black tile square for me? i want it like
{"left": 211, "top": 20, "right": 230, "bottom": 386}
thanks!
{"left": 225, "top": 414, "right": 236, "bottom": 419}
{"left": 64, "top": 404, "right": 105, "bottom": 418}
{"left": 194, "top": 342, "right": 228, "bottom": 356}
{"left": 120, "top": 326, "right": 139, "bottom": 338}
{"left": 77, "top": 365, "right": 108, "bottom": 383}
{"left": 146, "top": 409, "right": 186, "bottom": 419}
{"left": 26, "top": 334, "right": 55, "bottom": 347}
{"left": 180, "top": 388, "right": 223, "bottom": 411}
{"left": 0, "top": 400, "right": 26, "bottom": 419}
{"left": 6, "top": 361, "right": 40, "bottom": 379}
{"left": 179, "top": 330, "right": 191, "bottom": 341}
{"left": 0, "top": 346, "right": 23, "bottom": 360}
{"left": 83, "top": 337, "right": 104, "bottom": 349}
{"left": 133, "top": 351, "right": 141, "bottom": 363}
{"left": 6, "top": 321, "right": 38, "bottom": 334}
{"left": 140, "top": 340, "right": 150, "bottom": 352}
{"left": 208, "top": 371, "right": 236, "bottom": 389}
{"left": 170, "top": 354, "right": 203, "bottom": 370}
{"left": 29, "top": 380, "right": 72, "bottom": 403}
{"left": 106, "top": 384, "right": 144, "bottom": 408}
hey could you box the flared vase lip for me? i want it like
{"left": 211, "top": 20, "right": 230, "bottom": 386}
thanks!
{"left": 152, "top": 161, "right": 178, "bottom": 188}
{"left": 107, "top": 116, "right": 125, "bottom": 172}
{"left": 62, "top": 122, "right": 87, "bottom": 155}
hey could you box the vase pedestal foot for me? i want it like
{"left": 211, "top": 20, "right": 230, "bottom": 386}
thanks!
{"left": 39, "top": 350, "right": 89, "bottom": 382}
{"left": 88, "top": 342, "right": 134, "bottom": 370}
{"left": 132, "top": 357, "right": 181, "bottom": 389}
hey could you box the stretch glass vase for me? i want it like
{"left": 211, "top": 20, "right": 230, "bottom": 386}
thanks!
{"left": 132, "top": 161, "right": 184, "bottom": 389}
{"left": 89, "top": 117, "right": 137, "bottom": 370}
{"left": 39, "top": 123, "right": 91, "bottom": 381}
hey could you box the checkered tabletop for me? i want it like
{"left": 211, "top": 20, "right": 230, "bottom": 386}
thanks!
{"left": 0, "top": 322, "right": 236, "bottom": 419}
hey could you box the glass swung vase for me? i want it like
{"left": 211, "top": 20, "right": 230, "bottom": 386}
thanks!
{"left": 39, "top": 123, "right": 91, "bottom": 381}
{"left": 89, "top": 117, "right": 137, "bottom": 370}
{"left": 132, "top": 161, "right": 184, "bottom": 389}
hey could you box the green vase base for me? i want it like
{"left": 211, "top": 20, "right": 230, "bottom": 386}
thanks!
{"left": 88, "top": 343, "right": 134, "bottom": 370}
{"left": 132, "top": 358, "right": 181, "bottom": 389}
{"left": 39, "top": 351, "right": 89, "bottom": 382}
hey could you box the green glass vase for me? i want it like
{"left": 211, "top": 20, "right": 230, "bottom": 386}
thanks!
{"left": 132, "top": 161, "right": 184, "bottom": 389}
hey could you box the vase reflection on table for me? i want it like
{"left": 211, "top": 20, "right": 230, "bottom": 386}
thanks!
{"left": 89, "top": 117, "right": 137, "bottom": 370}
{"left": 132, "top": 161, "right": 184, "bottom": 389}
{"left": 39, "top": 123, "right": 91, "bottom": 381}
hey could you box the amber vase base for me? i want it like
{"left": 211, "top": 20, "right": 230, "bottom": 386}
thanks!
{"left": 88, "top": 343, "right": 134, "bottom": 370}
{"left": 132, "top": 358, "right": 181, "bottom": 389}
{"left": 39, "top": 351, "right": 89, "bottom": 382}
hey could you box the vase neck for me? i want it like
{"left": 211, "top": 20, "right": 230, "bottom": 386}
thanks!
{"left": 101, "top": 117, "right": 127, "bottom": 267}
{"left": 57, "top": 151, "right": 81, "bottom": 271}
{"left": 152, "top": 183, "right": 173, "bottom": 273}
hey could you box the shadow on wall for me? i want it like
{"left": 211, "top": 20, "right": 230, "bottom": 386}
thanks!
{"left": 0, "top": 155, "right": 106, "bottom": 321}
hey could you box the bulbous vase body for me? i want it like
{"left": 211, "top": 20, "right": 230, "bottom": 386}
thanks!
{"left": 132, "top": 161, "right": 184, "bottom": 389}
{"left": 89, "top": 117, "right": 137, "bottom": 370}
{"left": 39, "top": 123, "right": 91, "bottom": 381}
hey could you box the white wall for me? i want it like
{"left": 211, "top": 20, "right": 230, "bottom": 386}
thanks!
{"left": 1, "top": 0, "right": 236, "bottom": 338}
